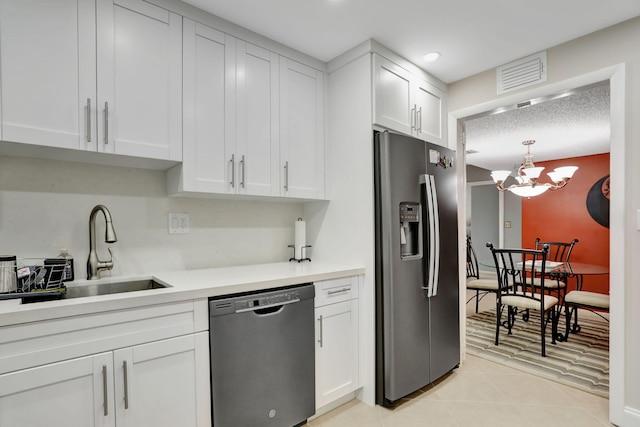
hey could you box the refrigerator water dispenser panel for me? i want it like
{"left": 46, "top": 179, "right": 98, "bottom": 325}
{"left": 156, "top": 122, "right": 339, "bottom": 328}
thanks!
{"left": 400, "top": 202, "right": 421, "bottom": 258}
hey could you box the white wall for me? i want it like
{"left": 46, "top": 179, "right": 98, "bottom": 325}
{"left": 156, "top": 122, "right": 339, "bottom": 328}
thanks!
{"left": 448, "top": 16, "right": 640, "bottom": 426}
{"left": 0, "top": 155, "right": 303, "bottom": 280}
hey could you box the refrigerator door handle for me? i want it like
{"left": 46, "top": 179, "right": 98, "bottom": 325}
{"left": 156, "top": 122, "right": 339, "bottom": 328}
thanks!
{"left": 420, "top": 174, "right": 440, "bottom": 297}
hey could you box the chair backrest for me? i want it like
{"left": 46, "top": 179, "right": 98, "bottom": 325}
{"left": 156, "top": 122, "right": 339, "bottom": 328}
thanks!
{"left": 486, "top": 242, "right": 550, "bottom": 303}
{"left": 534, "top": 238, "right": 578, "bottom": 263}
{"left": 466, "top": 236, "right": 479, "bottom": 279}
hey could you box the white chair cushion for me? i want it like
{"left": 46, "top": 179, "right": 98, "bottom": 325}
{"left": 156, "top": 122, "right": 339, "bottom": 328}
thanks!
{"left": 466, "top": 278, "right": 499, "bottom": 291}
{"left": 565, "top": 290, "right": 610, "bottom": 309}
{"left": 502, "top": 293, "right": 558, "bottom": 311}
{"left": 523, "top": 277, "right": 566, "bottom": 289}
{"left": 477, "top": 270, "right": 495, "bottom": 280}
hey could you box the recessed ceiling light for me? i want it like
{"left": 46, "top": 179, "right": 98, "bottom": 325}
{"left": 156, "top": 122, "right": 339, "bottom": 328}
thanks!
{"left": 423, "top": 52, "right": 441, "bottom": 62}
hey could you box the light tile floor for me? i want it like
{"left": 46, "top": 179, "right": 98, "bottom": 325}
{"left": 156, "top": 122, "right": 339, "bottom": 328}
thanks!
{"left": 308, "top": 354, "right": 611, "bottom": 427}
{"left": 309, "top": 290, "right": 612, "bottom": 427}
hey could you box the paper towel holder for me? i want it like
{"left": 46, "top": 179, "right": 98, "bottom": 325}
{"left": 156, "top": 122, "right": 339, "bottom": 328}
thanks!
{"left": 288, "top": 244, "right": 312, "bottom": 262}
{"left": 289, "top": 217, "right": 311, "bottom": 262}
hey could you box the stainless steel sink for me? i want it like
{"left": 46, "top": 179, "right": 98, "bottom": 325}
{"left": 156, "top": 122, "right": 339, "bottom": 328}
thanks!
{"left": 63, "top": 279, "right": 169, "bottom": 299}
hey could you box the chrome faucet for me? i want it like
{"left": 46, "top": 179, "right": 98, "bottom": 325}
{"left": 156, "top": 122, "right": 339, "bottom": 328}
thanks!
{"left": 87, "top": 204, "right": 118, "bottom": 280}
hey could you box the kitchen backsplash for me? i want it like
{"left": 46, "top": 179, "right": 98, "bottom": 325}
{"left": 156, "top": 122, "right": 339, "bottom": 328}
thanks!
{"left": 0, "top": 155, "right": 304, "bottom": 280}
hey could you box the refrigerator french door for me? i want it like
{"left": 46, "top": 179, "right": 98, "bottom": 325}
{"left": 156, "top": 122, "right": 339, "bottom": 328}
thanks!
{"left": 374, "top": 130, "right": 460, "bottom": 406}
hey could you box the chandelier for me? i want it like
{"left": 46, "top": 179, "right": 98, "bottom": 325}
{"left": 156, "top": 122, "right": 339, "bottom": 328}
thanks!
{"left": 490, "top": 140, "right": 578, "bottom": 197}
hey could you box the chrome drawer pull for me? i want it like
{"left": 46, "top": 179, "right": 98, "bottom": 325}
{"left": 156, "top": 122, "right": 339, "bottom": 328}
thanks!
{"left": 123, "top": 360, "right": 129, "bottom": 409}
{"left": 102, "top": 364, "right": 108, "bottom": 416}
{"left": 318, "top": 315, "right": 324, "bottom": 348}
{"left": 327, "top": 287, "right": 350, "bottom": 295}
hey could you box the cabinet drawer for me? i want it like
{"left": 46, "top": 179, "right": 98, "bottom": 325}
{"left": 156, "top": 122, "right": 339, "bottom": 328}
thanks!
{"left": 0, "top": 300, "right": 200, "bottom": 375}
{"left": 315, "top": 276, "right": 358, "bottom": 307}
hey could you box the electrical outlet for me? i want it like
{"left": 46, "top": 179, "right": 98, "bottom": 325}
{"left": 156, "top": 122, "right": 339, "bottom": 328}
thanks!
{"left": 168, "top": 213, "right": 190, "bottom": 234}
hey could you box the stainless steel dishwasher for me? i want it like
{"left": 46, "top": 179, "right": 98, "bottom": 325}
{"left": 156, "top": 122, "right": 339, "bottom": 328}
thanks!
{"left": 209, "top": 283, "right": 315, "bottom": 427}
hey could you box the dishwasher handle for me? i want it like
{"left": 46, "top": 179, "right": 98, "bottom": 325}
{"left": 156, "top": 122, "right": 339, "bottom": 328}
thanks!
{"left": 235, "top": 297, "right": 300, "bottom": 314}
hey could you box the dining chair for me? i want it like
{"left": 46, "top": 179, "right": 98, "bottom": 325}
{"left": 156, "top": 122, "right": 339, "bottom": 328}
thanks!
{"left": 563, "top": 288, "right": 609, "bottom": 341}
{"left": 531, "top": 238, "right": 579, "bottom": 304}
{"left": 466, "top": 236, "right": 499, "bottom": 313}
{"left": 487, "top": 243, "right": 559, "bottom": 357}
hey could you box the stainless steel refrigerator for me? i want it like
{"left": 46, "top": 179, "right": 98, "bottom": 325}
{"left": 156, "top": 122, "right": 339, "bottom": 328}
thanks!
{"left": 374, "top": 130, "right": 460, "bottom": 406}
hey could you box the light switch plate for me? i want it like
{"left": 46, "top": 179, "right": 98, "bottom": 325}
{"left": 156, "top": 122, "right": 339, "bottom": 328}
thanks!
{"left": 168, "top": 213, "right": 189, "bottom": 234}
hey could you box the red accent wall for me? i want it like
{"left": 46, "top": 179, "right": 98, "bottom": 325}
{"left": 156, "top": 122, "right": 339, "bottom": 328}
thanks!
{"left": 521, "top": 153, "right": 609, "bottom": 294}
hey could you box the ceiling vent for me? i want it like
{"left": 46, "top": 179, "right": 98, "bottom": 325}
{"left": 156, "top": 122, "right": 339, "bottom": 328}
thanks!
{"left": 496, "top": 52, "right": 547, "bottom": 95}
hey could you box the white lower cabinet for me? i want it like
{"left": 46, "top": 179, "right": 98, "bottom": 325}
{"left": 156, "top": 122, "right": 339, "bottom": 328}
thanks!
{"left": 0, "top": 352, "right": 115, "bottom": 427}
{"left": 0, "top": 333, "right": 210, "bottom": 427}
{"left": 314, "top": 277, "right": 359, "bottom": 410}
{"left": 113, "top": 333, "right": 210, "bottom": 427}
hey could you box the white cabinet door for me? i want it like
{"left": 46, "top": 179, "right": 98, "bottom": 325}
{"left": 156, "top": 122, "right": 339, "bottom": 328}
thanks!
{"left": 114, "top": 333, "right": 210, "bottom": 427}
{"left": 373, "top": 54, "right": 413, "bottom": 137}
{"left": 414, "top": 78, "right": 446, "bottom": 146}
{"left": 97, "top": 0, "right": 182, "bottom": 161}
{"left": 315, "top": 299, "right": 359, "bottom": 409}
{"left": 177, "top": 22, "right": 279, "bottom": 197}
{"left": 280, "top": 57, "right": 325, "bottom": 199}
{"left": 236, "top": 41, "right": 280, "bottom": 197}
{"left": 0, "top": 352, "right": 115, "bottom": 427}
{"left": 181, "top": 19, "right": 235, "bottom": 193}
{"left": 0, "top": 0, "right": 97, "bottom": 150}
{"left": 373, "top": 54, "right": 448, "bottom": 146}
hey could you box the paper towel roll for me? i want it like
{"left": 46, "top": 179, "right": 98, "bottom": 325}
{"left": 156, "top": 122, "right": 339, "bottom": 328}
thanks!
{"left": 295, "top": 218, "right": 306, "bottom": 259}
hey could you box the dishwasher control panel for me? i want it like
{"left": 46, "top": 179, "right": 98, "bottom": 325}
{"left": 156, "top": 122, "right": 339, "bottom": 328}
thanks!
{"left": 236, "top": 291, "right": 300, "bottom": 311}
{"left": 209, "top": 283, "right": 314, "bottom": 316}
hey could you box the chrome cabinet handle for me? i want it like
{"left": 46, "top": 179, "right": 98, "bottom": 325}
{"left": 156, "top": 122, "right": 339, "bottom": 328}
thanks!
{"left": 410, "top": 104, "right": 416, "bottom": 130}
{"left": 284, "top": 161, "right": 289, "bottom": 191}
{"left": 123, "top": 360, "right": 129, "bottom": 409}
{"left": 327, "top": 287, "right": 350, "bottom": 295}
{"left": 102, "top": 364, "right": 108, "bottom": 416}
{"left": 318, "top": 315, "right": 324, "bottom": 348}
{"left": 230, "top": 154, "right": 235, "bottom": 188}
{"left": 86, "top": 98, "right": 92, "bottom": 142}
{"left": 240, "top": 155, "right": 245, "bottom": 189}
{"left": 104, "top": 102, "right": 109, "bottom": 144}
{"left": 417, "top": 106, "right": 422, "bottom": 133}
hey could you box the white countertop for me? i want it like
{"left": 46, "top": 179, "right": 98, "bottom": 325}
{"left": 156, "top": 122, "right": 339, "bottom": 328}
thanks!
{"left": 0, "top": 261, "right": 365, "bottom": 326}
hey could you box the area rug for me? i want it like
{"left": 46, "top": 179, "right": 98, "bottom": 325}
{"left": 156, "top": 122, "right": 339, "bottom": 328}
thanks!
{"left": 466, "top": 309, "right": 609, "bottom": 398}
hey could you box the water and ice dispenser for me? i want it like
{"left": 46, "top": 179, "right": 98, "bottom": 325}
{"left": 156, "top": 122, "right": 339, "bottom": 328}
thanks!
{"left": 400, "top": 202, "right": 421, "bottom": 258}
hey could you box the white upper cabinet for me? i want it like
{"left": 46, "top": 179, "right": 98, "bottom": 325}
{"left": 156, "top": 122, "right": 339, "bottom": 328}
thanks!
{"left": 180, "top": 20, "right": 233, "bottom": 193}
{"left": 0, "top": 0, "right": 182, "bottom": 161}
{"left": 174, "top": 19, "right": 280, "bottom": 196}
{"left": 373, "top": 54, "right": 446, "bottom": 146}
{"left": 280, "top": 57, "right": 325, "bottom": 199}
{"left": 97, "top": 0, "right": 182, "bottom": 161}
{"left": 236, "top": 41, "right": 280, "bottom": 197}
{"left": 413, "top": 78, "right": 446, "bottom": 145}
{"left": 373, "top": 55, "right": 413, "bottom": 137}
{"left": 0, "top": 0, "right": 96, "bottom": 150}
